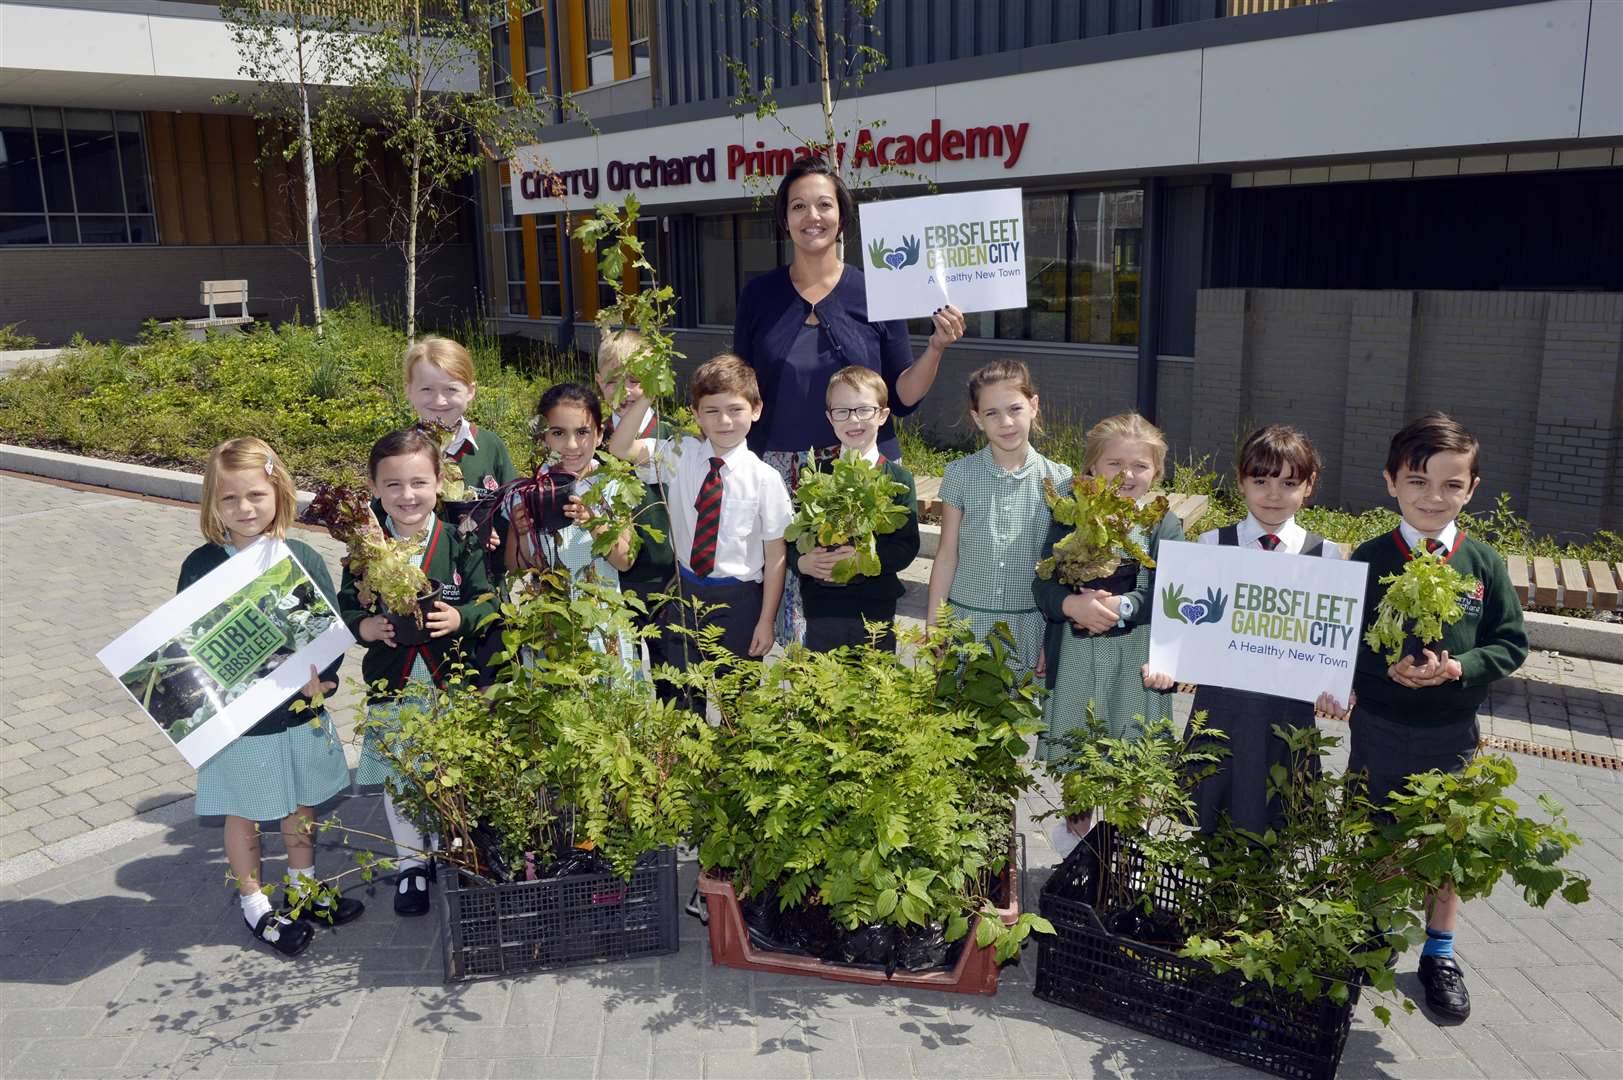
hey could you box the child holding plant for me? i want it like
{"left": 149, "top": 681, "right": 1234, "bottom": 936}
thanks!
{"left": 504, "top": 382, "right": 639, "bottom": 671}
{"left": 926, "top": 360, "right": 1070, "bottom": 678}
{"left": 1141, "top": 425, "right": 1348, "bottom": 835}
{"left": 607, "top": 353, "right": 792, "bottom": 680}
{"left": 179, "top": 437, "right": 363, "bottom": 957}
{"left": 339, "top": 427, "right": 497, "bottom": 917}
{"left": 1033, "top": 413, "right": 1181, "bottom": 766}
{"left": 1340, "top": 412, "right": 1527, "bottom": 1022}
{"left": 790, "top": 366, "right": 921, "bottom": 652}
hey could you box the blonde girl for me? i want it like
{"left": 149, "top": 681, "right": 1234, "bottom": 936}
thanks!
{"left": 926, "top": 360, "right": 1072, "bottom": 679}
{"left": 1033, "top": 412, "right": 1182, "bottom": 766}
{"left": 177, "top": 438, "right": 362, "bottom": 957}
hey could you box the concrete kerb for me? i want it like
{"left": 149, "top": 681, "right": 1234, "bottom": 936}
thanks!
{"left": 3, "top": 442, "right": 1620, "bottom": 664}
{"left": 0, "top": 793, "right": 197, "bottom": 890}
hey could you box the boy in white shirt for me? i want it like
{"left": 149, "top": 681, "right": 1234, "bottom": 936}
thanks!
{"left": 608, "top": 353, "right": 792, "bottom": 682}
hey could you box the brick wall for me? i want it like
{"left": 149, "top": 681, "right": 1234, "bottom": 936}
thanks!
{"left": 1193, "top": 288, "right": 1623, "bottom": 535}
{"left": 0, "top": 244, "right": 479, "bottom": 346}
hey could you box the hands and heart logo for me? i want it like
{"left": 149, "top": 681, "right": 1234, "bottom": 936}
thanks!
{"left": 1160, "top": 583, "right": 1228, "bottom": 626}
{"left": 868, "top": 235, "right": 921, "bottom": 272}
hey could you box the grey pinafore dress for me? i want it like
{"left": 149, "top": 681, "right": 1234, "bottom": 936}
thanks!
{"left": 1188, "top": 524, "right": 1325, "bottom": 835}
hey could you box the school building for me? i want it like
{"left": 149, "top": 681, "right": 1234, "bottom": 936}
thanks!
{"left": 2, "top": 1, "right": 1621, "bottom": 532}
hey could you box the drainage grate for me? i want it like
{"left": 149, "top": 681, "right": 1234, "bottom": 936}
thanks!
{"left": 1478, "top": 734, "right": 1622, "bottom": 772}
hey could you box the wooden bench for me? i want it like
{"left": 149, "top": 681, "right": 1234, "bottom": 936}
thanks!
{"left": 184, "top": 280, "right": 254, "bottom": 338}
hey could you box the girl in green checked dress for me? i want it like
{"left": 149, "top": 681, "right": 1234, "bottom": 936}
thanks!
{"left": 1033, "top": 413, "right": 1183, "bottom": 780}
{"left": 339, "top": 429, "right": 495, "bottom": 918}
{"left": 926, "top": 360, "right": 1071, "bottom": 679}
{"left": 178, "top": 438, "right": 363, "bottom": 959}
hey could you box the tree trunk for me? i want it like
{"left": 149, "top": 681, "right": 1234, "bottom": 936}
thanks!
{"left": 406, "top": 144, "right": 420, "bottom": 340}
{"left": 812, "top": 0, "right": 835, "bottom": 157}
{"left": 298, "top": 67, "right": 326, "bottom": 333}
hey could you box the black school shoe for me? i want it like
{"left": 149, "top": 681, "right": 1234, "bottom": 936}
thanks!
{"left": 250, "top": 910, "right": 314, "bottom": 958}
{"left": 1417, "top": 955, "right": 1471, "bottom": 1021}
{"left": 394, "top": 866, "right": 431, "bottom": 917}
{"left": 297, "top": 894, "right": 366, "bottom": 927}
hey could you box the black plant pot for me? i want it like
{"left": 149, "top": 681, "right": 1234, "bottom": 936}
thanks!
{"left": 1069, "top": 560, "right": 1140, "bottom": 636}
{"left": 441, "top": 498, "right": 483, "bottom": 527}
{"left": 525, "top": 471, "right": 577, "bottom": 534}
{"left": 384, "top": 582, "right": 443, "bottom": 647}
{"left": 1401, "top": 631, "right": 1439, "bottom": 666}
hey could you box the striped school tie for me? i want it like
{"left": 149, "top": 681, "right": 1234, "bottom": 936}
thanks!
{"left": 689, "top": 457, "right": 725, "bottom": 577}
{"left": 1259, "top": 533, "right": 1281, "bottom": 551}
{"left": 1424, "top": 538, "right": 1444, "bottom": 555}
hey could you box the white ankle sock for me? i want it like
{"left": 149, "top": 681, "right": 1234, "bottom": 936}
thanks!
{"left": 288, "top": 863, "right": 326, "bottom": 906}
{"left": 382, "top": 792, "right": 428, "bottom": 862}
{"left": 241, "top": 890, "right": 274, "bottom": 930}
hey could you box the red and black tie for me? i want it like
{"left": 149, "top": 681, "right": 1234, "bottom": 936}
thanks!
{"left": 689, "top": 456, "right": 725, "bottom": 577}
{"left": 1259, "top": 533, "right": 1281, "bottom": 552}
{"left": 1424, "top": 538, "right": 1444, "bottom": 555}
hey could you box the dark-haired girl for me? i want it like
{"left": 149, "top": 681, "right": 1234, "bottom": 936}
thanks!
{"left": 504, "top": 383, "right": 638, "bottom": 671}
{"left": 732, "top": 156, "right": 966, "bottom": 644}
{"left": 338, "top": 428, "right": 495, "bottom": 917}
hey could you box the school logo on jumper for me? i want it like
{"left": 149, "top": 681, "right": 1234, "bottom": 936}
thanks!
{"left": 867, "top": 235, "right": 920, "bottom": 271}
{"left": 1160, "top": 584, "right": 1228, "bottom": 626}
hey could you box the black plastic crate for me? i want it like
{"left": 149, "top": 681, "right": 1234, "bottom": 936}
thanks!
{"left": 439, "top": 847, "right": 679, "bottom": 981}
{"left": 1035, "top": 828, "right": 1360, "bottom": 1080}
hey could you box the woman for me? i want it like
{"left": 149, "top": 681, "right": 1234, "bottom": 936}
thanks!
{"left": 733, "top": 157, "right": 965, "bottom": 644}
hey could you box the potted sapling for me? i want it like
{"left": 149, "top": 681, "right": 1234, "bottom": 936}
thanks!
{"left": 783, "top": 451, "right": 910, "bottom": 586}
{"left": 299, "top": 481, "right": 440, "bottom": 646}
{"left": 1363, "top": 548, "right": 1476, "bottom": 665}
{"left": 1035, "top": 474, "right": 1169, "bottom": 635}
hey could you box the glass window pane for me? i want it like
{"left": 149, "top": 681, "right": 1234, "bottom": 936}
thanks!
{"left": 505, "top": 228, "right": 525, "bottom": 284}
{"left": 541, "top": 284, "right": 562, "bottom": 315}
{"left": 508, "top": 284, "right": 527, "bottom": 316}
{"left": 128, "top": 214, "right": 158, "bottom": 244}
{"left": 48, "top": 214, "right": 78, "bottom": 243}
{"left": 1104, "top": 190, "right": 1143, "bottom": 346}
{"left": 78, "top": 214, "right": 127, "bottom": 243}
{"left": 587, "top": 0, "right": 612, "bottom": 48}
{"left": 116, "top": 112, "right": 152, "bottom": 214}
{"left": 737, "top": 211, "right": 778, "bottom": 286}
{"left": 0, "top": 216, "right": 47, "bottom": 244}
{"left": 64, "top": 109, "right": 122, "bottom": 214}
{"left": 636, "top": 217, "right": 658, "bottom": 282}
{"left": 1017, "top": 193, "right": 1067, "bottom": 342}
{"left": 629, "top": 0, "right": 649, "bottom": 40}
{"left": 1069, "top": 189, "right": 1143, "bottom": 345}
{"left": 524, "top": 11, "right": 548, "bottom": 94}
{"left": 0, "top": 107, "right": 44, "bottom": 214}
{"left": 491, "top": 24, "right": 512, "bottom": 98}
{"left": 589, "top": 52, "right": 615, "bottom": 85}
{"left": 538, "top": 222, "right": 560, "bottom": 286}
{"left": 698, "top": 214, "right": 736, "bottom": 325}
{"left": 33, "top": 109, "right": 73, "bottom": 214}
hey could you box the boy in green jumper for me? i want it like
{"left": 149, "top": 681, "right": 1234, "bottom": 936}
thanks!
{"left": 793, "top": 366, "right": 921, "bottom": 652}
{"left": 1347, "top": 412, "right": 1527, "bottom": 1023}
{"left": 597, "top": 330, "right": 676, "bottom": 675}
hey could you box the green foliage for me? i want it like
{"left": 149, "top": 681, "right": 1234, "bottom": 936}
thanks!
{"left": 573, "top": 196, "right": 682, "bottom": 406}
{"left": 0, "top": 303, "right": 570, "bottom": 485}
{"left": 686, "top": 619, "right": 1048, "bottom": 961}
{"left": 1046, "top": 719, "right": 1591, "bottom": 1020}
{"left": 1363, "top": 551, "right": 1476, "bottom": 663}
{"left": 418, "top": 419, "right": 471, "bottom": 502}
{"left": 783, "top": 453, "right": 910, "bottom": 583}
{"left": 300, "top": 479, "right": 431, "bottom": 618}
{"left": 1035, "top": 474, "right": 1169, "bottom": 586}
{"left": 576, "top": 452, "right": 662, "bottom": 562}
{"left": 0, "top": 323, "right": 39, "bottom": 350}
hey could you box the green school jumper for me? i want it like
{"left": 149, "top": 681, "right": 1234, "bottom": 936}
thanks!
{"left": 1350, "top": 531, "right": 1527, "bottom": 728}
{"left": 794, "top": 457, "right": 921, "bottom": 647}
{"left": 450, "top": 424, "right": 519, "bottom": 494}
{"left": 339, "top": 514, "right": 497, "bottom": 786}
{"left": 178, "top": 538, "right": 350, "bottom": 820}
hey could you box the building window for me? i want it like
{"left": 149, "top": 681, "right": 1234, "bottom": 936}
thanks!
{"left": 523, "top": 7, "right": 549, "bottom": 97}
{"left": 537, "top": 218, "right": 561, "bottom": 315}
{"left": 629, "top": 0, "right": 651, "bottom": 76}
{"left": 499, "top": 187, "right": 526, "bottom": 315}
{"left": 914, "top": 187, "right": 1143, "bottom": 345}
{"left": 695, "top": 208, "right": 871, "bottom": 326}
{"left": 0, "top": 105, "right": 156, "bottom": 246}
{"left": 491, "top": 21, "right": 512, "bottom": 102}
{"left": 584, "top": 0, "right": 614, "bottom": 85}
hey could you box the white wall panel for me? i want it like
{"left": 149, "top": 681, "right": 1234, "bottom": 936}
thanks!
{"left": 1198, "top": 0, "right": 1593, "bottom": 163}
{"left": 1579, "top": 0, "right": 1623, "bottom": 139}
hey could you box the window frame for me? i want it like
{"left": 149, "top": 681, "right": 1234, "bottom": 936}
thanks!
{"left": 0, "top": 104, "right": 157, "bottom": 247}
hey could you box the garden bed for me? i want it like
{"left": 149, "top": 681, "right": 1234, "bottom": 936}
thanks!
{"left": 439, "top": 847, "right": 679, "bottom": 982}
{"left": 1035, "top": 827, "right": 1361, "bottom": 1080}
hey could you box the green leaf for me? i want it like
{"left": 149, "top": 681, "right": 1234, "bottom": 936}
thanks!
{"left": 875, "top": 888, "right": 898, "bottom": 918}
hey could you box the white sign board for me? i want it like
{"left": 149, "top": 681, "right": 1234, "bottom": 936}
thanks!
{"left": 98, "top": 540, "right": 354, "bottom": 768}
{"left": 856, "top": 188, "right": 1028, "bottom": 322}
{"left": 1147, "top": 541, "right": 1369, "bottom": 706}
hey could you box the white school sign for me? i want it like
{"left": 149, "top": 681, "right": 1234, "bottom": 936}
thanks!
{"left": 857, "top": 188, "right": 1028, "bottom": 322}
{"left": 1147, "top": 541, "right": 1370, "bottom": 706}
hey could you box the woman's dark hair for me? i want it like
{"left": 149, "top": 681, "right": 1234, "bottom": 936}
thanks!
{"left": 774, "top": 156, "right": 855, "bottom": 239}
{"left": 368, "top": 428, "right": 441, "bottom": 479}
{"left": 534, "top": 381, "right": 605, "bottom": 435}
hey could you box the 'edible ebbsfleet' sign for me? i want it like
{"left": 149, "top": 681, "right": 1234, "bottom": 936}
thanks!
{"left": 1147, "top": 541, "right": 1370, "bottom": 705}
{"left": 857, "top": 188, "right": 1028, "bottom": 322}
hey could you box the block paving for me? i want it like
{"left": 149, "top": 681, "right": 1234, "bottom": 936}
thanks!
{"left": 2, "top": 472, "right": 1620, "bottom": 1078}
